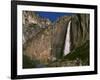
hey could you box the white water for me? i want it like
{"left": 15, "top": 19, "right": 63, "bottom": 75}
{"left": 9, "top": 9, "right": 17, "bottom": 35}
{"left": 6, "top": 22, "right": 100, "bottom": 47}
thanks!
{"left": 64, "top": 21, "right": 71, "bottom": 56}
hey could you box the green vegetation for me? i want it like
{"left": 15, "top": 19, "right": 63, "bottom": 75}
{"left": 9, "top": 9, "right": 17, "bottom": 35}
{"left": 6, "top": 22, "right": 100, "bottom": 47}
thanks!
{"left": 23, "top": 54, "right": 46, "bottom": 68}
{"left": 47, "top": 40, "right": 89, "bottom": 67}
{"left": 23, "top": 54, "right": 36, "bottom": 68}
{"left": 64, "top": 40, "right": 89, "bottom": 65}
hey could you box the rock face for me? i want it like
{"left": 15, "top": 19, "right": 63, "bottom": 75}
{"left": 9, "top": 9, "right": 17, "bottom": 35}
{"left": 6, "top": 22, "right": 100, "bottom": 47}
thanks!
{"left": 70, "top": 14, "right": 90, "bottom": 51}
{"left": 52, "top": 16, "right": 71, "bottom": 58}
{"left": 22, "top": 11, "right": 90, "bottom": 68}
{"left": 23, "top": 11, "right": 52, "bottom": 64}
{"left": 22, "top": 11, "right": 51, "bottom": 44}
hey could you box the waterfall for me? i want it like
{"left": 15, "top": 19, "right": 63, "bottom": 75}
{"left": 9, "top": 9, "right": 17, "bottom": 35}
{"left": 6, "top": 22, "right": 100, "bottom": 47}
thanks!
{"left": 64, "top": 21, "right": 71, "bottom": 56}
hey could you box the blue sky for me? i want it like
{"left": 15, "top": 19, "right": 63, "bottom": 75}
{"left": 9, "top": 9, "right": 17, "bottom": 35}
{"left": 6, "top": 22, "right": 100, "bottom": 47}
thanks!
{"left": 36, "top": 11, "right": 73, "bottom": 22}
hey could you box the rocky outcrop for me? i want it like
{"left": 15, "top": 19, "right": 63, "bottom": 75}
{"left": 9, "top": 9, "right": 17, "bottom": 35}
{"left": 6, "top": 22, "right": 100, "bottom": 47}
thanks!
{"left": 23, "top": 11, "right": 52, "bottom": 64}
{"left": 22, "top": 11, "right": 51, "bottom": 44}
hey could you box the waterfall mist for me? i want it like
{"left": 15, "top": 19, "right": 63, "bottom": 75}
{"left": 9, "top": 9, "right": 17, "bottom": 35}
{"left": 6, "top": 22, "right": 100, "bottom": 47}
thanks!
{"left": 23, "top": 35, "right": 26, "bottom": 44}
{"left": 64, "top": 21, "right": 71, "bottom": 56}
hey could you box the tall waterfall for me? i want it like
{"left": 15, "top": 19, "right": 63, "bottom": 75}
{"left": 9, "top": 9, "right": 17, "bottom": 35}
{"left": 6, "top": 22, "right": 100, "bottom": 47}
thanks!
{"left": 64, "top": 21, "right": 71, "bottom": 56}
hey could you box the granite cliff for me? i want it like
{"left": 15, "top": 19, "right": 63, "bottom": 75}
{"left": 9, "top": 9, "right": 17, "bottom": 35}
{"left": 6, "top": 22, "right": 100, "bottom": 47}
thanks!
{"left": 22, "top": 11, "right": 90, "bottom": 68}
